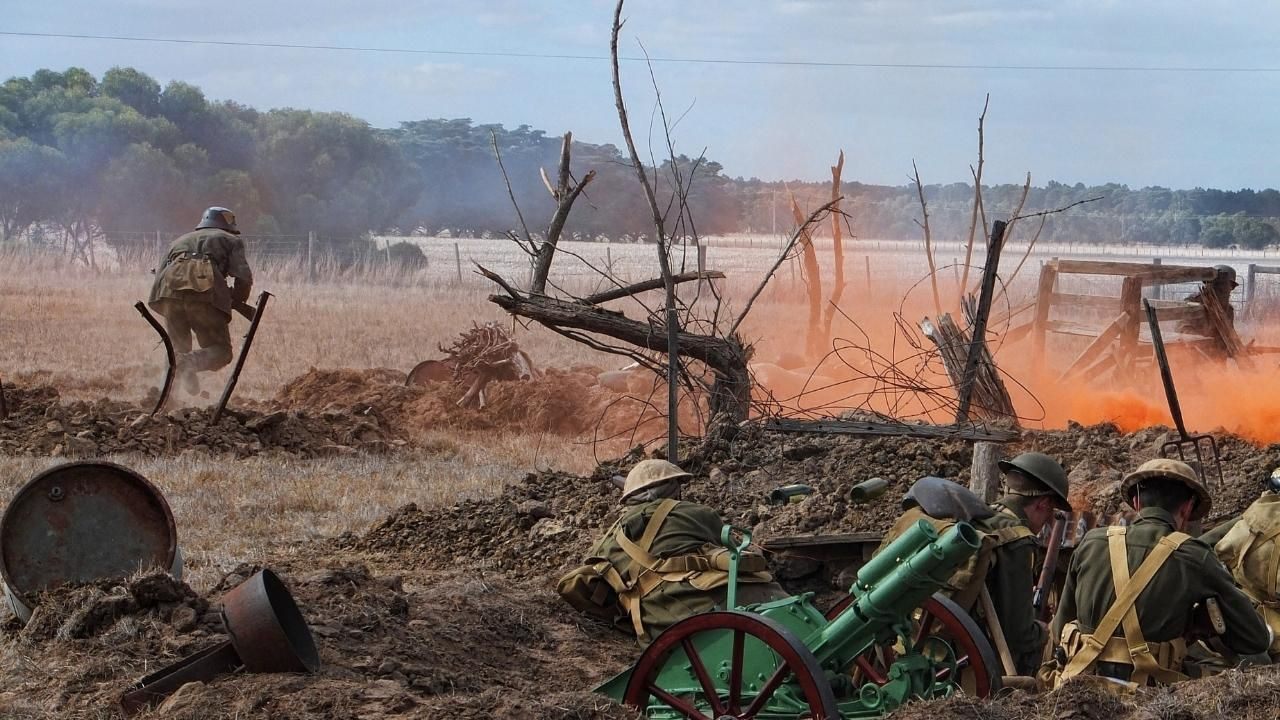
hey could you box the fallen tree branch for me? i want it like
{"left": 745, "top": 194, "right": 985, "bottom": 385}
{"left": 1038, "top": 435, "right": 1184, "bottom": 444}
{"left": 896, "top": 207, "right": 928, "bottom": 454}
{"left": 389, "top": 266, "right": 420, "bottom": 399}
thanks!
{"left": 580, "top": 271, "right": 725, "bottom": 305}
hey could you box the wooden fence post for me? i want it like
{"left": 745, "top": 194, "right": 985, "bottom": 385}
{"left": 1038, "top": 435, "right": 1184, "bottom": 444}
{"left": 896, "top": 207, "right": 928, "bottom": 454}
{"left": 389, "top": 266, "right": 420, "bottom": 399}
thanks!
{"left": 864, "top": 255, "right": 872, "bottom": 300}
{"left": 454, "top": 243, "right": 463, "bottom": 286}
{"left": 970, "top": 442, "right": 1002, "bottom": 503}
{"left": 307, "top": 231, "right": 316, "bottom": 282}
{"left": 1247, "top": 263, "right": 1258, "bottom": 317}
{"left": 1031, "top": 261, "right": 1059, "bottom": 376}
{"left": 1151, "top": 257, "right": 1162, "bottom": 300}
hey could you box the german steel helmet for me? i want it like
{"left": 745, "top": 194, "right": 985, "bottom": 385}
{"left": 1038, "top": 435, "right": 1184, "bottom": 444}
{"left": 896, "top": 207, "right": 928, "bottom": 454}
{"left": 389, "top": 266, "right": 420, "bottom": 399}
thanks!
{"left": 196, "top": 206, "right": 240, "bottom": 235}
{"left": 998, "top": 452, "right": 1070, "bottom": 508}
{"left": 622, "top": 459, "right": 691, "bottom": 499}
{"left": 1120, "top": 458, "right": 1212, "bottom": 520}
{"left": 902, "top": 476, "right": 994, "bottom": 522}
{"left": 1212, "top": 264, "right": 1238, "bottom": 288}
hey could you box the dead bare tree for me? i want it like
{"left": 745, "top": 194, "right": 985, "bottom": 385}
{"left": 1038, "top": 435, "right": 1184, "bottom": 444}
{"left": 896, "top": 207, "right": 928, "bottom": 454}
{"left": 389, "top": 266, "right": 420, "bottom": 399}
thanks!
{"left": 472, "top": 0, "right": 841, "bottom": 461}
{"left": 822, "top": 151, "right": 848, "bottom": 343}
{"left": 958, "top": 95, "right": 989, "bottom": 299}
{"left": 789, "top": 195, "right": 825, "bottom": 360}
{"left": 912, "top": 160, "right": 943, "bottom": 318}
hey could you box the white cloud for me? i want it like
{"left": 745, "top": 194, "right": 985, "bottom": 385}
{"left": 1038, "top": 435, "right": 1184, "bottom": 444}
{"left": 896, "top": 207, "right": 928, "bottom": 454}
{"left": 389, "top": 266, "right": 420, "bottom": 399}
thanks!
{"left": 394, "top": 62, "right": 504, "bottom": 94}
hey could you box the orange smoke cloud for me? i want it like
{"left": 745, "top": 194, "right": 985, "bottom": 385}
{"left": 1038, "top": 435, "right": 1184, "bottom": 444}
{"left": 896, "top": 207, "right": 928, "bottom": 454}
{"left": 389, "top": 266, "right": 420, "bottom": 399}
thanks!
{"left": 748, "top": 282, "right": 1280, "bottom": 444}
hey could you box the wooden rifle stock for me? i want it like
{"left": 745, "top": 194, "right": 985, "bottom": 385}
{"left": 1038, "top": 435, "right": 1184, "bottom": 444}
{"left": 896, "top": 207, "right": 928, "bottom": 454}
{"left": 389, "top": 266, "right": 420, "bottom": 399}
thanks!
{"left": 1033, "top": 511, "right": 1068, "bottom": 622}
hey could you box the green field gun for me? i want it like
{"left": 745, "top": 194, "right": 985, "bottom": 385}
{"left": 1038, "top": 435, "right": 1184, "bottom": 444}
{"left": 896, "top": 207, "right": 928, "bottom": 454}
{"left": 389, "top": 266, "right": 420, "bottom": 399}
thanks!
{"left": 597, "top": 519, "right": 1001, "bottom": 719}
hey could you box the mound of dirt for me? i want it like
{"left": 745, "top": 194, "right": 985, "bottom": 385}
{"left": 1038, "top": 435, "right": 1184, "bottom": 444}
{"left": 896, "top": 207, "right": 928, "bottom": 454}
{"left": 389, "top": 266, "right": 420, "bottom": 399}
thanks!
{"left": 890, "top": 665, "right": 1280, "bottom": 720}
{"left": 0, "top": 383, "right": 399, "bottom": 458}
{"left": 344, "top": 421, "right": 1280, "bottom": 584}
{"left": 273, "top": 366, "right": 654, "bottom": 439}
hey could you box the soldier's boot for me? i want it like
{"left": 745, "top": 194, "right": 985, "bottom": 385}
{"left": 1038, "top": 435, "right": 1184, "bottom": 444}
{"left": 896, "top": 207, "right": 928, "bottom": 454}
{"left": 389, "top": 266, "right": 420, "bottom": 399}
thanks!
{"left": 175, "top": 353, "right": 200, "bottom": 396}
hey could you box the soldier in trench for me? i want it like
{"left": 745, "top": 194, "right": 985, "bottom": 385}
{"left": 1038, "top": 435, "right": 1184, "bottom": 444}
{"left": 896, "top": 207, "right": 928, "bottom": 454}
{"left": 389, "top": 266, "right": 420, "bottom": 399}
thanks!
{"left": 147, "top": 207, "right": 253, "bottom": 395}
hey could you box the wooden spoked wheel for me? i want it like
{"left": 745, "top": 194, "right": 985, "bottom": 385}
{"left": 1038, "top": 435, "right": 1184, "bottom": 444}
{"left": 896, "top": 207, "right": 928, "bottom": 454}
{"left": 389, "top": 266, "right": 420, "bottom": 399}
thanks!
{"left": 622, "top": 610, "right": 839, "bottom": 720}
{"left": 825, "top": 592, "right": 1003, "bottom": 698}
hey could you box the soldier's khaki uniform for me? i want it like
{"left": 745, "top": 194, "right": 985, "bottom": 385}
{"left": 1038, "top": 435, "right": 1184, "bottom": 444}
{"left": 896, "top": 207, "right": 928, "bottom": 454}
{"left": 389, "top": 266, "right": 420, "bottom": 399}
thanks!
{"left": 581, "top": 498, "right": 784, "bottom": 644}
{"left": 878, "top": 494, "right": 1042, "bottom": 675}
{"left": 148, "top": 228, "right": 252, "bottom": 372}
{"left": 1050, "top": 506, "right": 1268, "bottom": 686}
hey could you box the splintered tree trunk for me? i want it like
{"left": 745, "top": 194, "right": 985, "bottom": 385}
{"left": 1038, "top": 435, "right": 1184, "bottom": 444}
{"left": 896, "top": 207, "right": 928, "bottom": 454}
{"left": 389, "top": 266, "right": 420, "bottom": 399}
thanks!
{"left": 790, "top": 197, "right": 824, "bottom": 360}
{"left": 821, "top": 151, "right": 847, "bottom": 342}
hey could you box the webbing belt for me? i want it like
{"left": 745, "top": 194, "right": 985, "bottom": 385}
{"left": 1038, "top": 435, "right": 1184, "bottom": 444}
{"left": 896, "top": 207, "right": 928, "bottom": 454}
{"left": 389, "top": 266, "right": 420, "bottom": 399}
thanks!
{"left": 1060, "top": 527, "right": 1190, "bottom": 685}
{"left": 614, "top": 499, "right": 680, "bottom": 639}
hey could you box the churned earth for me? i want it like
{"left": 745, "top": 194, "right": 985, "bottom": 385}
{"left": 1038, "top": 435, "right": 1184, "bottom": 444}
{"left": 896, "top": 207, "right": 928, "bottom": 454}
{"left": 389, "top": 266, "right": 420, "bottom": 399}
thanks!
{"left": 1, "top": 368, "right": 1279, "bottom": 718}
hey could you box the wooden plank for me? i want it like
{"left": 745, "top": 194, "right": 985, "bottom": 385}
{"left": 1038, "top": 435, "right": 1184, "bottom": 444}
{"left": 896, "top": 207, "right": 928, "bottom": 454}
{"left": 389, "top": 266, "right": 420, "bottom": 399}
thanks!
{"left": 989, "top": 298, "right": 1036, "bottom": 330}
{"left": 1049, "top": 292, "right": 1120, "bottom": 311}
{"left": 1117, "top": 276, "right": 1143, "bottom": 379}
{"left": 1031, "top": 264, "right": 1058, "bottom": 373}
{"left": 1252, "top": 265, "right": 1280, "bottom": 274}
{"left": 1046, "top": 320, "right": 1109, "bottom": 337}
{"left": 1202, "top": 288, "right": 1249, "bottom": 365}
{"left": 762, "top": 418, "right": 1019, "bottom": 442}
{"left": 1147, "top": 298, "right": 1200, "bottom": 309}
{"left": 1057, "top": 312, "right": 1128, "bottom": 382}
{"left": 1080, "top": 353, "right": 1117, "bottom": 384}
{"left": 1140, "top": 266, "right": 1220, "bottom": 284}
{"left": 761, "top": 532, "right": 883, "bottom": 550}
{"left": 1152, "top": 304, "right": 1207, "bottom": 323}
{"left": 1054, "top": 259, "right": 1215, "bottom": 284}
{"left": 1004, "top": 320, "right": 1034, "bottom": 343}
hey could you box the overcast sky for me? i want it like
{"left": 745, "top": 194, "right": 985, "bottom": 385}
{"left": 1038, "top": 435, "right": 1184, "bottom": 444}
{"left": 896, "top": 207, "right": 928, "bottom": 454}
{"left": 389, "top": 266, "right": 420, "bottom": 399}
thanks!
{"left": 3, "top": 1, "right": 1278, "bottom": 190}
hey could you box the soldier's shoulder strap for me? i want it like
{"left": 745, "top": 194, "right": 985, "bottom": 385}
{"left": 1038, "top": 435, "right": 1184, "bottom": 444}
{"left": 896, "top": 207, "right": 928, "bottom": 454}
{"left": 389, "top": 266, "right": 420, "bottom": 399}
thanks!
{"left": 615, "top": 498, "right": 680, "bottom": 572}
{"left": 1060, "top": 527, "right": 1190, "bottom": 681}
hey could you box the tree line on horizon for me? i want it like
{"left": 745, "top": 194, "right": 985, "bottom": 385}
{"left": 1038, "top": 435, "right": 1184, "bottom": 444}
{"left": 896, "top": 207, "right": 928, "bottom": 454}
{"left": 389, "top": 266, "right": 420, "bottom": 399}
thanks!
{"left": 2, "top": 66, "right": 1278, "bottom": 256}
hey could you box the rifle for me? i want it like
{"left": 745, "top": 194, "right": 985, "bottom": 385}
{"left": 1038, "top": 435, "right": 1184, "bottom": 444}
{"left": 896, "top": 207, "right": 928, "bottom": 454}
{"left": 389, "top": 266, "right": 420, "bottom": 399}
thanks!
{"left": 1033, "top": 511, "right": 1068, "bottom": 622}
{"left": 233, "top": 301, "right": 257, "bottom": 321}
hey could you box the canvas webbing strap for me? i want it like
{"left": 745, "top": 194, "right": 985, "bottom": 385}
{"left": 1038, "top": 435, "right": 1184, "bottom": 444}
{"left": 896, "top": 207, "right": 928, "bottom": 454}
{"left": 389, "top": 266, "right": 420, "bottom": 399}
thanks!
{"left": 615, "top": 498, "right": 680, "bottom": 572}
{"left": 1060, "top": 527, "right": 1189, "bottom": 682}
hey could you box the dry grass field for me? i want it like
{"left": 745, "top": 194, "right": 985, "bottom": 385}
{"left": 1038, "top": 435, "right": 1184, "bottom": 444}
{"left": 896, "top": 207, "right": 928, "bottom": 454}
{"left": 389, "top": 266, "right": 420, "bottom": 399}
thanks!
{"left": 0, "top": 240, "right": 842, "bottom": 592}
{"left": 6, "top": 239, "right": 1280, "bottom": 718}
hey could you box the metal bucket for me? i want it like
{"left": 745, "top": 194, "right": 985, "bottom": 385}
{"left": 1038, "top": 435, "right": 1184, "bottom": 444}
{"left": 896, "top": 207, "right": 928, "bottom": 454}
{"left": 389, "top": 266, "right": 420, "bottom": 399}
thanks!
{"left": 119, "top": 569, "right": 319, "bottom": 715}
{"left": 0, "top": 461, "right": 182, "bottom": 622}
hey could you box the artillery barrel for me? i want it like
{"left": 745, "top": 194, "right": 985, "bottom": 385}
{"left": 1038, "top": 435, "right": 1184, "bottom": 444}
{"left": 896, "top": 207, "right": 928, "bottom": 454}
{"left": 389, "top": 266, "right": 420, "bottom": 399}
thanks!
{"left": 813, "top": 522, "right": 981, "bottom": 666}
{"left": 851, "top": 519, "right": 938, "bottom": 595}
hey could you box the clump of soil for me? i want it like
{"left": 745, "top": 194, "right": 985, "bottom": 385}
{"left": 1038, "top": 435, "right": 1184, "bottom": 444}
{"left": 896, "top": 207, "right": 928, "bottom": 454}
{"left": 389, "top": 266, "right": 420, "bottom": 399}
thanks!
{"left": 890, "top": 666, "right": 1280, "bottom": 720}
{"left": 11, "top": 571, "right": 209, "bottom": 643}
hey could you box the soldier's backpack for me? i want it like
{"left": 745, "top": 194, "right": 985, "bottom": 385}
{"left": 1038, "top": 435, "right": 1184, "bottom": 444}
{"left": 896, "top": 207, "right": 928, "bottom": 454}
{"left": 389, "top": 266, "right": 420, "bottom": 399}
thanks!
{"left": 160, "top": 250, "right": 217, "bottom": 294}
{"left": 1213, "top": 492, "right": 1280, "bottom": 652}
{"left": 878, "top": 478, "right": 1034, "bottom": 611}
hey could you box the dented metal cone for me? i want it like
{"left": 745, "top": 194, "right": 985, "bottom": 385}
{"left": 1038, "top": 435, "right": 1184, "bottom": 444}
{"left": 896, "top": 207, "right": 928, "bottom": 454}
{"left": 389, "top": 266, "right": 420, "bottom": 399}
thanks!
{"left": 0, "top": 461, "right": 183, "bottom": 622}
{"left": 120, "top": 568, "right": 319, "bottom": 715}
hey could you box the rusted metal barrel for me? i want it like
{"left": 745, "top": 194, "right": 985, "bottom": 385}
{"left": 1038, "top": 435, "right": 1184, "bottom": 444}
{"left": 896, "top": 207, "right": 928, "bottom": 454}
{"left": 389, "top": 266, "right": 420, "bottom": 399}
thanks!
{"left": 0, "top": 461, "right": 182, "bottom": 622}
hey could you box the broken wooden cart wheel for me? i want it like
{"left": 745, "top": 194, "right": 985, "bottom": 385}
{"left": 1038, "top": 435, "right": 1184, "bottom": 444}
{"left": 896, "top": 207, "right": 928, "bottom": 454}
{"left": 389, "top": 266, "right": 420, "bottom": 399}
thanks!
{"left": 405, "top": 359, "right": 453, "bottom": 386}
{"left": 622, "top": 610, "right": 839, "bottom": 719}
{"left": 825, "top": 592, "right": 1002, "bottom": 698}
